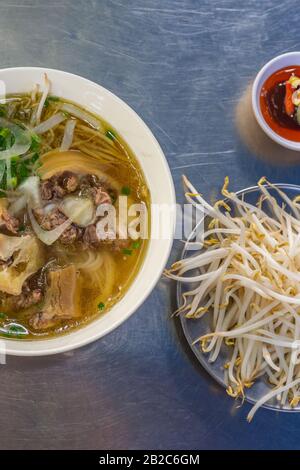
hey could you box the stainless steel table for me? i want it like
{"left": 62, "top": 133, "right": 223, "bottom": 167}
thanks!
{"left": 1, "top": 0, "right": 300, "bottom": 450}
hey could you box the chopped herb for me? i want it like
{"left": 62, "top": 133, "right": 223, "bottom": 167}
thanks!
{"left": 98, "top": 302, "right": 105, "bottom": 310}
{"left": 17, "top": 162, "right": 30, "bottom": 182}
{"left": 121, "top": 186, "right": 131, "bottom": 196}
{"left": 122, "top": 248, "right": 132, "bottom": 256}
{"left": 30, "top": 133, "right": 41, "bottom": 152}
{"left": 0, "top": 104, "right": 6, "bottom": 117}
{"left": 106, "top": 129, "right": 117, "bottom": 141}
{"left": 11, "top": 156, "right": 20, "bottom": 164}
{"left": 9, "top": 176, "right": 18, "bottom": 188}
{"left": 0, "top": 127, "right": 13, "bottom": 151}
{"left": 0, "top": 312, "right": 6, "bottom": 319}
{"left": 18, "top": 224, "right": 25, "bottom": 233}
{"left": 44, "top": 95, "right": 60, "bottom": 108}
{"left": 31, "top": 153, "right": 40, "bottom": 164}
{"left": 132, "top": 240, "right": 141, "bottom": 249}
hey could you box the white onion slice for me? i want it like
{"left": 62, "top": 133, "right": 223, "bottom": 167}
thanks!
{"left": 18, "top": 176, "right": 41, "bottom": 208}
{"left": 32, "top": 113, "right": 66, "bottom": 134}
{"left": 35, "top": 73, "right": 50, "bottom": 124}
{"left": 59, "top": 196, "right": 95, "bottom": 227}
{"left": 60, "top": 119, "right": 76, "bottom": 151}
{"left": 0, "top": 118, "right": 31, "bottom": 160}
{"left": 60, "top": 103, "right": 103, "bottom": 131}
{"left": 9, "top": 195, "right": 27, "bottom": 215}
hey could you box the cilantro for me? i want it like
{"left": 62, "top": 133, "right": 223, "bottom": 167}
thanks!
{"left": 0, "top": 312, "right": 6, "bottom": 319}
{"left": 98, "top": 302, "right": 105, "bottom": 311}
{"left": 122, "top": 248, "right": 132, "bottom": 256}
{"left": 30, "top": 133, "right": 41, "bottom": 152}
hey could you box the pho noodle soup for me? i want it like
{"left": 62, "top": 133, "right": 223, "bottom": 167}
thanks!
{"left": 0, "top": 75, "right": 150, "bottom": 339}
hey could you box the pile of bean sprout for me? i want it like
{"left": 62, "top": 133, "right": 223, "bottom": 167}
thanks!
{"left": 166, "top": 176, "right": 300, "bottom": 421}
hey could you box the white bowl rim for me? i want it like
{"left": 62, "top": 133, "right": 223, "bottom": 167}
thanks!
{"left": 0, "top": 66, "right": 176, "bottom": 356}
{"left": 252, "top": 51, "right": 300, "bottom": 151}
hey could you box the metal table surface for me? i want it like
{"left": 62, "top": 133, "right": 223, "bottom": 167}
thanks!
{"left": 1, "top": 0, "right": 300, "bottom": 451}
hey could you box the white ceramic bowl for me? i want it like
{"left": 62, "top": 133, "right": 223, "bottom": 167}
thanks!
{"left": 0, "top": 67, "right": 175, "bottom": 356}
{"left": 252, "top": 52, "right": 300, "bottom": 151}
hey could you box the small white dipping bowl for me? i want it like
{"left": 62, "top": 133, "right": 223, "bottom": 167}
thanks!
{"left": 0, "top": 67, "right": 176, "bottom": 356}
{"left": 252, "top": 52, "right": 300, "bottom": 151}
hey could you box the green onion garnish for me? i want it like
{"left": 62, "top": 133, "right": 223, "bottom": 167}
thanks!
{"left": 106, "top": 129, "right": 117, "bottom": 141}
{"left": 132, "top": 240, "right": 141, "bottom": 249}
{"left": 121, "top": 186, "right": 131, "bottom": 196}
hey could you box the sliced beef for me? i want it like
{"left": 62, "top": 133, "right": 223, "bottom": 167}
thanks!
{"left": 79, "top": 174, "right": 115, "bottom": 205}
{"left": 40, "top": 180, "right": 53, "bottom": 200}
{"left": 3, "top": 277, "right": 43, "bottom": 311}
{"left": 1, "top": 210, "right": 20, "bottom": 234}
{"left": 33, "top": 207, "right": 82, "bottom": 245}
{"left": 60, "top": 225, "right": 83, "bottom": 245}
{"left": 9, "top": 287, "right": 43, "bottom": 310}
{"left": 30, "top": 265, "right": 81, "bottom": 330}
{"left": 40, "top": 171, "right": 79, "bottom": 201}
{"left": 90, "top": 187, "right": 111, "bottom": 206}
{"left": 82, "top": 224, "right": 99, "bottom": 247}
{"left": 61, "top": 172, "right": 79, "bottom": 193}
{"left": 82, "top": 224, "right": 130, "bottom": 251}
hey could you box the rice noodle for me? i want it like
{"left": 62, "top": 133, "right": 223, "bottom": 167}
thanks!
{"left": 165, "top": 176, "right": 300, "bottom": 420}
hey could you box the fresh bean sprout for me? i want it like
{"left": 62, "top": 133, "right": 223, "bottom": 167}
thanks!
{"left": 165, "top": 176, "right": 300, "bottom": 421}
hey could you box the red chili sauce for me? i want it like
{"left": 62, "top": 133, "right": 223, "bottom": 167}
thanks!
{"left": 260, "top": 65, "right": 300, "bottom": 142}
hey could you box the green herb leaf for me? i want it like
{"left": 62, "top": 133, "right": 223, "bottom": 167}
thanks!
{"left": 31, "top": 153, "right": 40, "bottom": 164}
{"left": 17, "top": 162, "right": 30, "bottom": 183}
{"left": 122, "top": 248, "right": 132, "bottom": 256}
{"left": 0, "top": 127, "right": 14, "bottom": 151}
{"left": 98, "top": 302, "right": 105, "bottom": 311}
{"left": 30, "top": 133, "right": 41, "bottom": 152}
{"left": 0, "top": 312, "right": 6, "bottom": 319}
{"left": 121, "top": 186, "right": 131, "bottom": 196}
